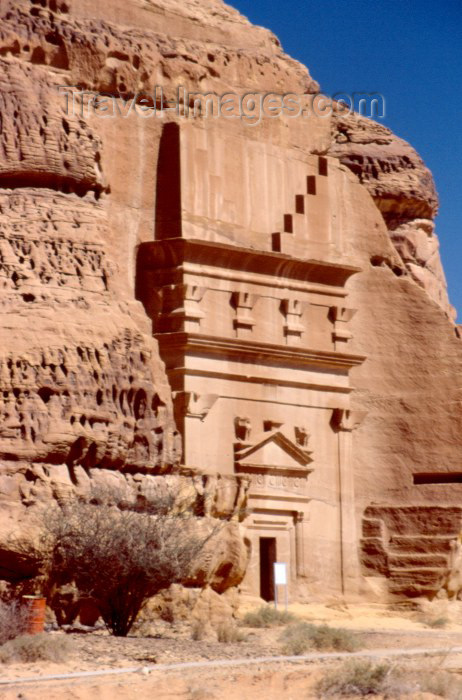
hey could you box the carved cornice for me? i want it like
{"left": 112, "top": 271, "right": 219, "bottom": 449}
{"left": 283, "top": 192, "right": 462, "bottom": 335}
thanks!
{"left": 138, "top": 239, "right": 361, "bottom": 288}
{"left": 156, "top": 332, "right": 366, "bottom": 371}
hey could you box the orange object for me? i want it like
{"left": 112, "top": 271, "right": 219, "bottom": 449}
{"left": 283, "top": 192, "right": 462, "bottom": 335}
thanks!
{"left": 22, "top": 595, "right": 46, "bottom": 635}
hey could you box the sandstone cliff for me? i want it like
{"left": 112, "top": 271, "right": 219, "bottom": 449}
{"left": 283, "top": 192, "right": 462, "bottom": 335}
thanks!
{"left": 330, "top": 111, "right": 454, "bottom": 320}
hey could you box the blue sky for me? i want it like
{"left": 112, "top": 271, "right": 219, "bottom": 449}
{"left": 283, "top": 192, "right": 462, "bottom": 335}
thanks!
{"left": 231, "top": 0, "right": 462, "bottom": 318}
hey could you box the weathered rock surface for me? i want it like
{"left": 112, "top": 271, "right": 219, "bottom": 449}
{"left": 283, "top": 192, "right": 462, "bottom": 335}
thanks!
{"left": 140, "top": 583, "right": 238, "bottom": 634}
{"left": 360, "top": 506, "right": 462, "bottom": 597}
{"left": 0, "top": 0, "right": 317, "bottom": 102}
{"left": 329, "top": 111, "right": 454, "bottom": 319}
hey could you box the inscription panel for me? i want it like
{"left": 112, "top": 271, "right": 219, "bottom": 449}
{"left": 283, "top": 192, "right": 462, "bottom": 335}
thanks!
{"left": 243, "top": 471, "right": 308, "bottom": 496}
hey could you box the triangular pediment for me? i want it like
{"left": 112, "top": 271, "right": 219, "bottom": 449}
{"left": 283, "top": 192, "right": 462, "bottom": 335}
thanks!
{"left": 235, "top": 430, "right": 313, "bottom": 474}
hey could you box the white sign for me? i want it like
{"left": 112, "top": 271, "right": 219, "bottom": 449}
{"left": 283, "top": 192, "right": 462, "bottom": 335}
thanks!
{"left": 274, "top": 562, "right": 287, "bottom": 586}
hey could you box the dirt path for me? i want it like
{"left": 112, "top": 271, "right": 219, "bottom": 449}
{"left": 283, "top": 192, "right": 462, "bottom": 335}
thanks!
{"left": 2, "top": 645, "right": 462, "bottom": 699}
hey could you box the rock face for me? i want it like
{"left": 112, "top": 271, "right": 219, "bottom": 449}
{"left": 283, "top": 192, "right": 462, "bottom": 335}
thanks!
{"left": 1, "top": 0, "right": 462, "bottom": 605}
{"left": 0, "top": 59, "right": 180, "bottom": 490}
{"left": 330, "top": 111, "right": 454, "bottom": 320}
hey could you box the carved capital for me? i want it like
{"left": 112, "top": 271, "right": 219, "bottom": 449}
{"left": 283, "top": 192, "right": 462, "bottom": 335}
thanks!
{"left": 231, "top": 291, "right": 256, "bottom": 310}
{"left": 294, "top": 426, "right": 310, "bottom": 447}
{"left": 161, "top": 284, "right": 206, "bottom": 329}
{"left": 329, "top": 306, "right": 357, "bottom": 345}
{"left": 173, "top": 391, "right": 218, "bottom": 421}
{"left": 263, "top": 419, "right": 284, "bottom": 432}
{"left": 331, "top": 408, "right": 367, "bottom": 432}
{"left": 329, "top": 306, "right": 357, "bottom": 324}
{"left": 280, "top": 298, "right": 305, "bottom": 339}
{"left": 280, "top": 299, "right": 303, "bottom": 317}
{"left": 231, "top": 291, "right": 257, "bottom": 331}
{"left": 234, "top": 416, "right": 252, "bottom": 442}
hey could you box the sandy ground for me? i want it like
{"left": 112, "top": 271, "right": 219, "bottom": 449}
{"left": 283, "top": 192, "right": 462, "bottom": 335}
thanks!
{"left": 3, "top": 600, "right": 462, "bottom": 698}
{"left": 0, "top": 663, "right": 360, "bottom": 700}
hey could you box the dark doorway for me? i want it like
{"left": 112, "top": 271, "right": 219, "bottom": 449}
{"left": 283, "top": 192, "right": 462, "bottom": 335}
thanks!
{"left": 259, "top": 537, "right": 276, "bottom": 602}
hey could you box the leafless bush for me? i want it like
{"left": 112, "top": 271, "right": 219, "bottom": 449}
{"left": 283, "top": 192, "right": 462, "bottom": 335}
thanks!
{"left": 0, "top": 633, "right": 73, "bottom": 664}
{"left": 188, "top": 686, "right": 217, "bottom": 700}
{"left": 242, "top": 605, "right": 294, "bottom": 628}
{"left": 216, "top": 623, "right": 245, "bottom": 643}
{"left": 44, "top": 490, "right": 219, "bottom": 637}
{"left": 384, "top": 664, "right": 462, "bottom": 699}
{"left": 424, "top": 615, "right": 449, "bottom": 628}
{"left": 191, "top": 619, "right": 206, "bottom": 641}
{"left": 317, "top": 660, "right": 462, "bottom": 698}
{"left": 416, "top": 598, "right": 450, "bottom": 629}
{"left": 0, "top": 600, "right": 29, "bottom": 645}
{"left": 316, "top": 660, "right": 390, "bottom": 696}
{"left": 279, "top": 622, "right": 360, "bottom": 655}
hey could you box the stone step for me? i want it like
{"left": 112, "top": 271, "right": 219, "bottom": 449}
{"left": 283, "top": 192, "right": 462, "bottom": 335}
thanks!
{"left": 388, "top": 567, "right": 446, "bottom": 596}
{"left": 388, "top": 552, "right": 448, "bottom": 569}
{"left": 388, "top": 535, "right": 454, "bottom": 554}
{"left": 360, "top": 538, "right": 388, "bottom": 576}
{"left": 362, "top": 517, "right": 384, "bottom": 538}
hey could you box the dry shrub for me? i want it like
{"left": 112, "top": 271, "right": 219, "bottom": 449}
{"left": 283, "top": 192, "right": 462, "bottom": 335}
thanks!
{"left": 416, "top": 598, "right": 450, "bottom": 629}
{"left": 0, "top": 633, "right": 73, "bottom": 664}
{"left": 280, "top": 622, "right": 360, "bottom": 655}
{"left": 188, "top": 687, "right": 217, "bottom": 700}
{"left": 242, "top": 605, "right": 294, "bottom": 628}
{"left": 0, "top": 600, "right": 29, "bottom": 645}
{"left": 419, "top": 670, "right": 462, "bottom": 699}
{"left": 425, "top": 616, "right": 449, "bottom": 628}
{"left": 216, "top": 623, "right": 245, "bottom": 643}
{"left": 317, "top": 660, "right": 462, "bottom": 699}
{"left": 316, "top": 660, "right": 390, "bottom": 696}
{"left": 385, "top": 666, "right": 462, "bottom": 699}
{"left": 8, "top": 486, "right": 222, "bottom": 638}
{"left": 191, "top": 619, "right": 206, "bottom": 641}
{"left": 44, "top": 490, "right": 219, "bottom": 637}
